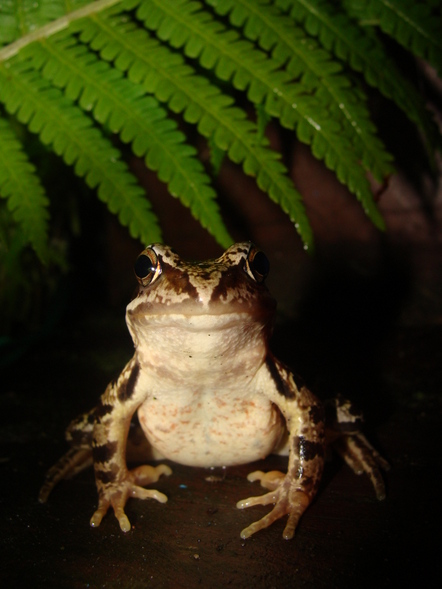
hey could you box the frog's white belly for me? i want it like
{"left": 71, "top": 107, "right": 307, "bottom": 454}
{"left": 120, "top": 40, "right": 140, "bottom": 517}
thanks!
{"left": 137, "top": 388, "right": 284, "bottom": 468}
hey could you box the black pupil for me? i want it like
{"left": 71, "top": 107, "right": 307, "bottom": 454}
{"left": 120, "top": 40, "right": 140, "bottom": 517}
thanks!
{"left": 134, "top": 254, "right": 154, "bottom": 279}
{"left": 251, "top": 251, "right": 269, "bottom": 278}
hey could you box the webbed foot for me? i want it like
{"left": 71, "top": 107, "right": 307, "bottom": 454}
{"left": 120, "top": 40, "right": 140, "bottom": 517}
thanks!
{"left": 91, "top": 464, "right": 172, "bottom": 532}
{"left": 237, "top": 471, "right": 311, "bottom": 540}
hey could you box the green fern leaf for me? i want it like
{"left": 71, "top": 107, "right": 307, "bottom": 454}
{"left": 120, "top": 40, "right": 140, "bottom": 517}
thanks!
{"left": 134, "top": 0, "right": 385, "bottom": 229}
{"left": 0, "top": 57, "right": 162, "bottom": 245}
{"left": 19, "top": 33, "right": 232, "bottom": 247}
{"left": 362, "top": 0, "right": 442, "bottom": 74}
{"left": 0, "top": 116, "right": 49, "bottom": 260}
{"left": 283, "top": 0, "right": 440, "bottom": 153}
{"left": 207, "top": 135, "right": 226, "bottom": 176}
{"left": 206, "top": 0, "right": 393, "bottom": 181}
{"left": 73, "top": 9, "right": 314, "bottom": 247}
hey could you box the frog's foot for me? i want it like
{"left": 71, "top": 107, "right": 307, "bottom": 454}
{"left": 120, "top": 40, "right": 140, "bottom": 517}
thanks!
{"left": 237, "top": 471, "right": 310, "bottom": 540}
{"left": 334, "top": 432, "right": 390, "bottom": 500}
{"left": 90, "top": 464, "right": 172, "bottom": 532}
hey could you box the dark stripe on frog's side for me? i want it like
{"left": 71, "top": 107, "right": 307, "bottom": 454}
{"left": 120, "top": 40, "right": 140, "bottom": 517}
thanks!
{"left": 92, "top": 441, "right": 118, "bottom": 464}
{"left": 117, "top": 361, "right": 140, "bottom": 402}
{"left": 95, "top": 401, "right": 114, "bottom": 420}
{"left": 265, "top": 356, "right": 299, "bottom": 399}
{"left": 308, "top": 403, "right": 325, "bottom": 426}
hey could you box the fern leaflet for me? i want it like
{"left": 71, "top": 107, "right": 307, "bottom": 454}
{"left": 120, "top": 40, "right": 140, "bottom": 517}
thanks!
{"left": 0, "top": 116, "right": 49, "bottom": 260}
{"left": 363, "top": 0, "right": 442, "bottom": 74}
{"left": 283, "top": 0, "right": 439, "bottom": 153}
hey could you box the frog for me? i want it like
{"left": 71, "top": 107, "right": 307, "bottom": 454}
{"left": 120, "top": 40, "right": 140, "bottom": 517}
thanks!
{"left": 39, "top": 242, "right": 388, "bottom": 539}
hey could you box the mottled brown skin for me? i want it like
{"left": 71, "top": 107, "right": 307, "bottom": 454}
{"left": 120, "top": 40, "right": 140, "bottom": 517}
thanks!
{"left": 39, "top": 242, "right": 388, "bottom": 539}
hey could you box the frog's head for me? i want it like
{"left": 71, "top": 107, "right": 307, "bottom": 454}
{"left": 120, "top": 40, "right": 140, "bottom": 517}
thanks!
{"left": 126, "top": 242, "right": 276, "bottom": 339}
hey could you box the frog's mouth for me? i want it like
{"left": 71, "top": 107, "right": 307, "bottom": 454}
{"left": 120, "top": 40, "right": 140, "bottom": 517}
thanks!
{"left": 126, "top": 297, "right": 276, "bottom": 323}
{"left": 125, "top": 305, "right": 276, "bottom": 354}
{"left": 127, "top": 282, "right": 276, "bottom": 317}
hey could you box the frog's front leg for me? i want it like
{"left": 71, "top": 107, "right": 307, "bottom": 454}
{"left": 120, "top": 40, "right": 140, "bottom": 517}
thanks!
{"left": 237, "top": 356, "right": 325, "bottom": 540}
{"left": 88, "top": 356, "right": 171, "bottom": 532}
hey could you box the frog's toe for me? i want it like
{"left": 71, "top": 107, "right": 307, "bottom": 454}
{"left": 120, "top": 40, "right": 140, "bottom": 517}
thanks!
{"left": 237, "top": 486, "right": 310, "bottom": 539}
{"left": 246, "top": 470, "right": 285, "bottom": 490}
{"left": 129, "top": 463, "right": 172, "bottom": 487}
{"left": 129, "top": 485, "right": 169, "bottom": 503}
{"left": 90, "top": 496, "right": 133, "bottom": 532}
{"left": 90, "top": 498, "right": 112, "bottom": 529}
{"left": 237, "top": 489, "right": 278, "bottom": 510}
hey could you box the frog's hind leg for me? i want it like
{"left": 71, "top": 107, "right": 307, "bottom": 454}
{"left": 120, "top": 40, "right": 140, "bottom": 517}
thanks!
{"left": 39, "top": 447, "right": 93, "bottom": 502}
{"left": 39, "top": 408, "right": 95, "bottom": 503}
{"left": 325, "top": 396, "right": 390, "bottom": 500}
{"left": 333, "top": 432, "right": 390, "bottom": 500}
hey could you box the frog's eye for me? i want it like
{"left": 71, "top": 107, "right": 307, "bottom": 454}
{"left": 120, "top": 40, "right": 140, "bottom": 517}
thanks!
{"left": 245, "top": 247, "right": 270, "bottom": 283}
{"left": 134, "top": 248, "right": 161, "bottom": 286}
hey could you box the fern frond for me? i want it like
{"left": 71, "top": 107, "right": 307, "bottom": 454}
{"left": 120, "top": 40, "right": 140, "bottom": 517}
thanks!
{"left": 0, "top": 116, "right": 49, "bottom": 260}
{"left": 0, "top": 57, "right": 162, "bottom": 245}
{"left": 132, "top": 0, "right": 385, "bottom": 228}
{"left": 360, "top": 0, "right": 442, "bottom": 74}
{"left": 283, "top": 0, "right": 439, "bottom": 152}
{"left": 19, "top": 33, "right": 232, "bottom": 247}
{"left": 0, "top": 0, "right": 440, "bottom": 268}
{"left": 206, "top": 0, "right": 393, "bottom": 180}
{"left": 74, "top": 8, "right": 314, "bottom": 247}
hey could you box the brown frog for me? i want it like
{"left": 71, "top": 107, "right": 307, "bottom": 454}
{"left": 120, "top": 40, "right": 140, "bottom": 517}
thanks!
{"left": 39, "top": 242, "right": 388, "bottom": 539}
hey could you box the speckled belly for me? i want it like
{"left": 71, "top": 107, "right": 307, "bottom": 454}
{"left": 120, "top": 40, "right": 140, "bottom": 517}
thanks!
{"left": 137, "top": 392, "right": 285, "bottom": 468}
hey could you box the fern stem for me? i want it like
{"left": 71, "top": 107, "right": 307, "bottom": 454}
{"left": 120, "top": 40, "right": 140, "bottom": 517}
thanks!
{"left": 0, "top": 0, "right": 122, "bottom": 62}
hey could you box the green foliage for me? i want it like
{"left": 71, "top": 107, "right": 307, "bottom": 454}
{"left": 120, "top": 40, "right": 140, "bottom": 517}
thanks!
{"left": 0, "top": 116, "right": 49, "bottom": 261}
{"left": 0, "top": 0, "right": 440, "bottom": 270}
